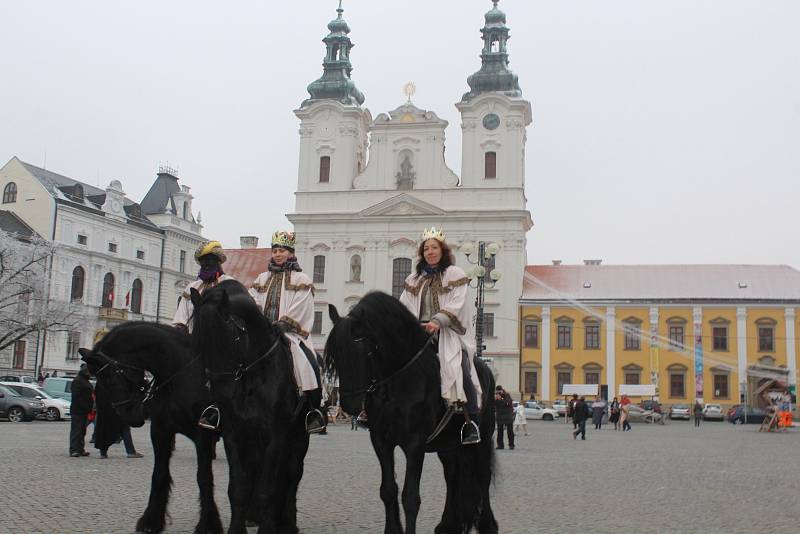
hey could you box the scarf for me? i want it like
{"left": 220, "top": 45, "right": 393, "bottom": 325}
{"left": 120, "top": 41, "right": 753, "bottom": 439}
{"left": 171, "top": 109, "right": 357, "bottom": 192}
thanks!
{"left": 197, "top": 267, "right": 222, "bottom": 283}
{"left": 421, "top": 263, "right": 445, "bottom": 276}
{"left": 268, "top": 256, "right": 302, "bottom": 273}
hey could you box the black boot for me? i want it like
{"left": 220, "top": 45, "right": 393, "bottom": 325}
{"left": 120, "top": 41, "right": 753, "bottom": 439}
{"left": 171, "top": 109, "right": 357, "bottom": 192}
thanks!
{"left": 198, "top": 405, "right": 221, "bottom": 431}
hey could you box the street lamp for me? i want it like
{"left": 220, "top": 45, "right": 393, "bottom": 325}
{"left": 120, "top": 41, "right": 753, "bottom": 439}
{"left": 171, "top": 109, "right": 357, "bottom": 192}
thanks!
{"left": 462, "top": 241, "right": 501, "bottom": 363}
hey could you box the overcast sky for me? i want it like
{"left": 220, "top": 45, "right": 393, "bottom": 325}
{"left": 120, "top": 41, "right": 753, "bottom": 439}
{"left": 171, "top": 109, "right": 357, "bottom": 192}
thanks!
{"left": 1, "top": 1, "right": 797, "bottom": 268}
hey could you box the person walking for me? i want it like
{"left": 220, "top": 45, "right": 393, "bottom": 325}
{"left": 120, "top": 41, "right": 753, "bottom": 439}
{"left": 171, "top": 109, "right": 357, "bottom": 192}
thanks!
{"left": 609, "top": 397, "right": 620, "bottom": 430}
{"left": 620, "top": 395, "right": 632, "bottom": 431}
{"left": 513, "top": 400, "right": 529, "bottom": 436}
{"left": 571, "top": 396, "right": 590, "bottom": 440}
{"left": 494, "top": 386, "right": 515, "bottom": 450}
{"left": 68, "top": 364, "right": 93, "bottom": 457}
{"left": 693, "top": 401, "right": 703, "bottom": 428}
{"left": 568, "top": 394, "right": 579, "bottom": 429}
{"left": 591, "top": 398, "right": 606, "bottom": 430}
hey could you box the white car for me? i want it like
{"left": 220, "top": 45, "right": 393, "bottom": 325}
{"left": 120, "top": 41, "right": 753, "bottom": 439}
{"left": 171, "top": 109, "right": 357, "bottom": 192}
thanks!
{"left": 523, "top": 401, "right": 559, "bottom": 421}
{"left": 551, "top": 400, "right": 568, "bottom": 416}
{"left": 0, "top": 382, "right": 71, "bottom": 421}
{"left": 702, "top": 403, "right": 724, "bottom": 421}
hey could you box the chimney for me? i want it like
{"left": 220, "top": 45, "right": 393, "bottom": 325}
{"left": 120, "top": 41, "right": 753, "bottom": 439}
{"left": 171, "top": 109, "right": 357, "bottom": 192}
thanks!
{"left": 240, "top": 236, "right": 259, "bottom": 249}
{"left": 583, "top": 259, "right": 602, "bottom": 266}
{"left": 552, "top": 260, "right": 562, "bottom": 266}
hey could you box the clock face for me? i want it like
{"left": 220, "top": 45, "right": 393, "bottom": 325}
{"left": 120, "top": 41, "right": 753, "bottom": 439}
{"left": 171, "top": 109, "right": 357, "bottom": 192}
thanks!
{"left": 483, "top": 113, "right": 500, "bottom": 131}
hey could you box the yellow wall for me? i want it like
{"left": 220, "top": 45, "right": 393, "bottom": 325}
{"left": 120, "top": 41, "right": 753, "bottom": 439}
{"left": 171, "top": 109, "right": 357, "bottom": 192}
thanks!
{"left": 0, "top": 157, "right": 55, "bottom": 239}
{"left": 614, "top": 308, "right": 650, "bottom": 393}
{"left": 746, "top": 308, "right": 786, "bottom": 367}
{"left": 549, "top": 306, "right": 606, "bottom": 390}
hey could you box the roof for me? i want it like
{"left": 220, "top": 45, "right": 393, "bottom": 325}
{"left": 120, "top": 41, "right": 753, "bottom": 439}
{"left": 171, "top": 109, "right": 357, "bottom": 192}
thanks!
{"left": 0, "top": 210, "right": 40, "bottom": 240}
{"left": 224, "top": 248, "right": 272, "bottom": 287}
{"left": 140, "top": 171, "right": 179, "bottom": 216}
{"left": 522, "top": 264, "right": 800, "bottom": 302}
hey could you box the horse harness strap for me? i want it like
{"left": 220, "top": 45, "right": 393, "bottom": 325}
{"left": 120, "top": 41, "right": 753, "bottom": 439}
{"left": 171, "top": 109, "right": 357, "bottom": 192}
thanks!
{"left": 204, "top": 337, "right": 282, "bottom": 381}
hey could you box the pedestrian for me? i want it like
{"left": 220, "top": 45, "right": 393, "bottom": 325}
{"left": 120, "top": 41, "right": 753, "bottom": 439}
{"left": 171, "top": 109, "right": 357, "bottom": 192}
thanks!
{"left": 693, "top": 401, "right": 702, "bottom": 428}
{"left": 568, "top": 394, "right": 578, "bottom": 429}
{"left": 513, "top": 400, "right": 529, "bottom": 436}
{"left": 620, "top": 395, "right": 632, "bottom": 431}
{"left": 68, "top": 364, "right": 93, "bottom": 457}
{"left": 609, "top": 397, "right": 620, "bottom": 430}
{"left": 44, "top": 372, "right": 50, "bottom": 380}
{"left": 37, "top": 372, "right": 44, "bottom": 385}
{"left": 528, "top": 393, "right": 536, "bottom": 402}
{"left": 494, "top": 385, "right": 515, "bottom": 450}
{"left": 571, "top": 396, "right": 590, "bottom": 440}
{"left": 591, "top": 398, "right": 606, "bottom": 430}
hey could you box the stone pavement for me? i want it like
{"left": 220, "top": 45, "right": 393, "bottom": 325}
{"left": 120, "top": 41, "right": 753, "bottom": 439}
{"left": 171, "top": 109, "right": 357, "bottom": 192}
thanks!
{"left": 0, "top": 418, "right": 797, "bottom": 533}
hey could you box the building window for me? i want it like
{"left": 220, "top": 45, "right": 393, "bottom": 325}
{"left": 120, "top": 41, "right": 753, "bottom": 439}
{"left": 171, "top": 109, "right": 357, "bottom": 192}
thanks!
{"left": 17, "top": 291, "right": 31, "bottom": 315}
{"left": 108, "top": 242, "right": 118, "bottom": 253}
{"left": 70, "top": 266, "right": 85, "bottom": 302}
{"left": 670, "top": 373, "right": 685, "bottom": 398}
{"left": 66, "top": 331, "right": 80, "bottom": 360}
{"left": 2, "top": 182, "right": 17, "bottom": 203}
{"left": 182, "top": 202, "right": 188, "bottom": 220}
{"left": 392, "top": 258, "right": 412, "bottom": 299}
{"left": 669, "top": 326, "right": 684, "bottom": 350}
{"left": 712, "top": 327, "right": 728, "bottom": 351}
{"left": 101, "top": 272, "right": 115, "bottom": 308}
{"left": 136, "top": 250, "right": 145, "bottom": 260}
{"left": 312, "top": 311, "right": 323, "bottom": 334}
{"left": 179, "top": 250, "right": 186, "bottom": 273}
{"left": 12, "top": 340, "right": 26, "bottom": 369}
{"left": 313, "top": 255, "right": 326, "bottom": 284}
{"left": 758, "top": 327, "right": 774, "bottom": 352}
{"left": 130, "top": 279, "right": 143, "bottom": 314}
{"left": 319, "top": 156, "right": 331, "bottom": 183}
{"left": 585, "top": 325, "right": 600, "bottom": 349}
{"left": 484, "top": 152, "right": 497, "bottom": 179}
{"left": 713, "top": 374, "right": 729, "bottom": 399}
{"left": 524, "top": 323, "right": 538, "bottom": 348}
{"left": 557, "top": 371, "right": 572, "bottom": 394}
{"left": 557, "top": 325, "right": 572, "bottom": 349}
{"left": 77, "top": 234, "right": 88, "bottom": 245}
{"left": 623, "top": 321, "right": 641, "bottom": 350}
{"left": 524, "top": 371, "right": 538, "bottom": 395}
{"left": 625, "top": 372, "right": 640, "bottom": 385}
{"left": 585, "top": 372, "right": 600, "bottom": 385}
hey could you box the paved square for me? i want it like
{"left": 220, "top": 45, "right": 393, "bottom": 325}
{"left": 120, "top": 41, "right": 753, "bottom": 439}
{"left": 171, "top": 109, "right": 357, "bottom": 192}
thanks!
{"left": 0, "top": 419, "right": 796, "bottom": 533}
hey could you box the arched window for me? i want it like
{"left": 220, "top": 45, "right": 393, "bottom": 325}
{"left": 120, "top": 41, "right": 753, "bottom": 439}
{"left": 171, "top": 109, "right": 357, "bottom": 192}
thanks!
{"left": 392, "top": 258, "right": 412, "bottom": 299}
{"left": 484, "top": 152, "right": 497, "bottom": 179}
{"left": 70, "top": 266, "right": 85, "bottom": 302}
{"left": 319, "top": 156, "right": 331, "bottom": 183}
{"left": 101, "top": 272, "right": 115, "bottom": 308}
{"left": 3, "top": 182, "right": 17, "bottom": 203}
{"left": 130, "top": 279, "right": 143, "bottom": 314}
{"left": 313, "top": 255, "right": 326, "bottom": 284}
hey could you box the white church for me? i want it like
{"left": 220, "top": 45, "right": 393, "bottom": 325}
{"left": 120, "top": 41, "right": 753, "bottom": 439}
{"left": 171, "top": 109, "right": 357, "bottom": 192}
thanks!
{"left": 289, "top": 1, "right": 532, "bottom": 392}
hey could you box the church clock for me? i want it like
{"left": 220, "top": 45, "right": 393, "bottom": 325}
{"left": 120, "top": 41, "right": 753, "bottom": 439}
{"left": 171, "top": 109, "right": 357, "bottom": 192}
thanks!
{"left": 482, "top": 113, "right": 500, "bottom": 130}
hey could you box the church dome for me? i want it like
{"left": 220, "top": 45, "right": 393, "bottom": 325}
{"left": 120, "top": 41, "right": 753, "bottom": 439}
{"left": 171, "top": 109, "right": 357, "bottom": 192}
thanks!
{"left": 485, "top": 1, "right": 506, "bottom": 25}
{"left": 327, "top": 7, "right": 350, "bottom": 35}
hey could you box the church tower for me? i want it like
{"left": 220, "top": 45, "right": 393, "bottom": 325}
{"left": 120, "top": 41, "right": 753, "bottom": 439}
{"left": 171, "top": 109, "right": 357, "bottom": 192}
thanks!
{"left": 457, "top": 0, "right": 532, "bottom": 190}
{"left": 294, "top": 2, "right": 371, "bottom": 192}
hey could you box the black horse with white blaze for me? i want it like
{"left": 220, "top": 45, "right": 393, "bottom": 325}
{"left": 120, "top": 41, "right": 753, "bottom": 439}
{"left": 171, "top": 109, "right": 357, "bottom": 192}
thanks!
{"left": 79, "top": 322, "right": 223, "bottom": 534}
{"left": 326, "top": 292, "right": 498, "bottom": 534}
{"left": 191, "top": 279, "right": 309, "bottom": 534}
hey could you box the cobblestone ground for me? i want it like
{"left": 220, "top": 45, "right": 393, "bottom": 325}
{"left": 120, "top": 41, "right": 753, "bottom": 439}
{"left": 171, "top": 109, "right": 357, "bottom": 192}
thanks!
{"left": 0, "top": 418, "right": 797, "bottom": 533}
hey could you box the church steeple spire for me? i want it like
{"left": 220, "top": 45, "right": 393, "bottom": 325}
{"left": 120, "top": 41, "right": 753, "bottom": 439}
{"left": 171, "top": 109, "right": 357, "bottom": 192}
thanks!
{"left": 461, "top": 0, "right": 522, "bottom": 103}
{"left": 302, "top": 1, "right": 365, "bottom": 108}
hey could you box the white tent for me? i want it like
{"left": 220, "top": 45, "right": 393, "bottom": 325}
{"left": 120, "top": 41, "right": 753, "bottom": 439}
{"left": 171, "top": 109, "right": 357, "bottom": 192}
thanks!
{"left": 618, "top": 384, "right": 656, "bottom": 397}
{"left": 561, "top": 384, "right": 600, "bottom": 396}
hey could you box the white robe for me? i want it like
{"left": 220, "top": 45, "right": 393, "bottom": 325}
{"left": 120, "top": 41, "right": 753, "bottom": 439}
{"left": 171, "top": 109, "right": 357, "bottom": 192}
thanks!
{"left": 400, "top": 265, "right": 483, "bottom": 408}
{"left": 249, "top": 270, "right": 319, "bottom": 393}
{"left": 172, "top": 275, "right": 236, "bottom": 333}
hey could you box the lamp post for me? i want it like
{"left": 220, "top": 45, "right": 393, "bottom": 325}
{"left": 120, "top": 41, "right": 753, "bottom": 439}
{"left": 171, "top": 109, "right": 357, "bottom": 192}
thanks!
{"left": 462, "top": 241, "right": 501, "bottom": 363}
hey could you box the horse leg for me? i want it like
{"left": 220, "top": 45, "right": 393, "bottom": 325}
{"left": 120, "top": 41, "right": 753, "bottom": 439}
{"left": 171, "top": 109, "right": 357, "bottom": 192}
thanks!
{"left": 275, "top": 430, "right": 308, "bottom": 534}
{"left": 225, "top": 436, "right": 253, "bottom": 534}
{"left": 475, "top": 439, "right": 498, "bottom": 534}
{"left": 192, "top": 430, "right": 223, "bottom": 534}
{"left": 370, "top": 431, "right": 403, "bottom": 534}
{"left": 399, "top": 440, "right": 426, "bottom": 534}
{"left": 434, "top": 451, "right": 459, "bottom": 534}
{"left": 135, "top": 426, "right": 174, "bottom": 534}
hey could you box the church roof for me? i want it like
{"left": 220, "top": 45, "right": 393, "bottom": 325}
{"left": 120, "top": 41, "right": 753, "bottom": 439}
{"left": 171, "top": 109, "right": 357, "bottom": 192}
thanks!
{"left": 140, "top": 171, "right": 180, "bottom": 216}
{"left": 522, "top": 264, "right": 800, "bottom": 302}
{"left": 0, "top": 210, "right": 40, "bottom": 241}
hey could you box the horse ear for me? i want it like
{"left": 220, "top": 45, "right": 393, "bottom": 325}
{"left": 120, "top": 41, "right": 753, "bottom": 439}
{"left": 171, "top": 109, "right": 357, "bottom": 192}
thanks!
{"left": 78, "top": 348, "right": 91, "bottom": 361}
{"left": 328, "top": 304, "right": 341, "bottom": 324}
{"left": 189, "top": 288, "right": 202, "bottom": 307}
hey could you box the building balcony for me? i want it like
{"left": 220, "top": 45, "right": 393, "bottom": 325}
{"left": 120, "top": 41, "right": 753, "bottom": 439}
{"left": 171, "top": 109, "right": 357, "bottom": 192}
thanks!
{"left": 98, "top": 307, "right": 128, "bottom": 322}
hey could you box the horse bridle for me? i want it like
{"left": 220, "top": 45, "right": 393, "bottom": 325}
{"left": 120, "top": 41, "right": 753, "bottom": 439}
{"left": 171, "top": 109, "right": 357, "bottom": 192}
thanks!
{"left": 203, "top": 314, "right": 283, "bottom": 382}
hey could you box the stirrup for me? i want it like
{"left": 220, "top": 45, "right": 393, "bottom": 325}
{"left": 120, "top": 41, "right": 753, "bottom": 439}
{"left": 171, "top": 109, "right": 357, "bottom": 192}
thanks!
{"left": 198, "top": 405, "right": 221, "bottom": 432}
{"left": 305, "top": 409, "right": 326, "bottom": 434}
{"left": 460, "top": 420, "right": 481, "bottom": 445}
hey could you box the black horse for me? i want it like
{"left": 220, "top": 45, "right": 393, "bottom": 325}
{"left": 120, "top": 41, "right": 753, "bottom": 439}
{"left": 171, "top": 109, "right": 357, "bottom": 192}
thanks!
{"left": 191, "top": 279, "right": 309, "bottom": 534}
{"left": 79, "top": 322, "right": 223, "bottom": 534}
{"left": 326, "top": 292, "right": 498, "bottom": 534}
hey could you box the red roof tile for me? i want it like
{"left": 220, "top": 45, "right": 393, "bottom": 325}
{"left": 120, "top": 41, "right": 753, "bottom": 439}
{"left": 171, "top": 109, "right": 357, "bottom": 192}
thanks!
{"left": 224, "top": 248, "right": 271, "bottom": 288}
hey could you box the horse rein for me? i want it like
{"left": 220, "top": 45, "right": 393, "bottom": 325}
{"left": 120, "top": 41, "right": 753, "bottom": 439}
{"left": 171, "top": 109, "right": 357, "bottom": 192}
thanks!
{"left": 203, "top": 314, "right": 283, "bottom": 382}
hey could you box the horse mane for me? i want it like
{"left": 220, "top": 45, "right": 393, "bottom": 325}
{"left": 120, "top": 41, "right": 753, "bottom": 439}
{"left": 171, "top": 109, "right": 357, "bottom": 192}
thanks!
{"left": 93, "top": 321, "right": 192, "bottom": 365}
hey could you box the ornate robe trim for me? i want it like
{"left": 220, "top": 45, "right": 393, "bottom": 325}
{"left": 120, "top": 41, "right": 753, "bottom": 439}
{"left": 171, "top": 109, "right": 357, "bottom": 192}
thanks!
{"left": 444, "top": 277, "right": 470, "bottom": 290}
{"left": 279, "top": 315, "right": 309, "bottom": 339}
{"left": 181, "top": 281, "right": 218, "bottom": 300}
{"left": 404, "top": 274, "right": 468, "bottom": 297}
{"left": 438, "top": 309, "right": 466, "bottom": 335}
{"left": 284, "top": 273, "right": 315, "bottom": 295}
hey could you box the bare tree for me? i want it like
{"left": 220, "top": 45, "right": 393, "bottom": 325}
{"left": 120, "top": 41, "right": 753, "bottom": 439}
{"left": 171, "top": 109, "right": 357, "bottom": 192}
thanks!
{"left": 0, "top": 229, "right": 79, "bottom": 353}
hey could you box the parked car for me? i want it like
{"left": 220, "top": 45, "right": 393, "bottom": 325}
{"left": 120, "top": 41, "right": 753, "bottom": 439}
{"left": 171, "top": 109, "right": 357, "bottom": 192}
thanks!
{"left": 0, "top": 375, "right": 36, "bottom": 384}
{"left": 727, "top": 406, "right": 768, "bottom": 424}
{"left": 551, "top": 400, "right": 568, "bottom": 416}
{"left": 0, "top": 384, "right": 45, "bottom": 422}
{"left": 669, "top": 404, "right": 691, "bottom": 420}
{"left": 626, "top": 404, "right": 662, "bottom": 423}
{"left": 639, "top": 400, "right": 663, "bottom": 413}
{"left": 522, "top": 401, "right": 559, "bottom": 421}
{"left": 0, "top": 382, "right": 71, "bottom": 421}
{"left": 41, "top": 377, "right": 74, "bottom": 402}
{"left": 702, "top": 403, "right": 724, "bottom": 421}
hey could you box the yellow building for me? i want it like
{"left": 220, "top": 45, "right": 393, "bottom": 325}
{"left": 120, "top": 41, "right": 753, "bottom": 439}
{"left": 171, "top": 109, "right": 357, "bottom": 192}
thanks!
{"left": 518, "top": 264, "right": 800, "bottom": 411}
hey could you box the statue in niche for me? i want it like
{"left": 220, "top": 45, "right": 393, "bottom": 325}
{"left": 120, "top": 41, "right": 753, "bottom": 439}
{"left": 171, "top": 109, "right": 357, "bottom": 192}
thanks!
{"left": 350, "top": 255, "right": 362, "bottom": 282}
{"left": 396, "top": 153, "right": 416, "bottom": 190}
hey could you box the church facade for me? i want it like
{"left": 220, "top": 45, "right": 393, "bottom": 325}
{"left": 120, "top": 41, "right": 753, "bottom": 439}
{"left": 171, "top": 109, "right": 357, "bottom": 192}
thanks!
{"left": 288, "top": 1, "right": 532, "bottom": 391}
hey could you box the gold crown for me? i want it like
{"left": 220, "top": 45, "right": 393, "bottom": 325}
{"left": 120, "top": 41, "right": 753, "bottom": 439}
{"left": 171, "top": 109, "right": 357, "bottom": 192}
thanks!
{"left": 422, "top": 227, "right": 446, "bottom": 242}
{"left": 271, "top": 230, "right": 296, "bottom": 249}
